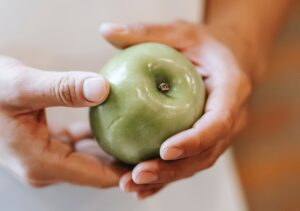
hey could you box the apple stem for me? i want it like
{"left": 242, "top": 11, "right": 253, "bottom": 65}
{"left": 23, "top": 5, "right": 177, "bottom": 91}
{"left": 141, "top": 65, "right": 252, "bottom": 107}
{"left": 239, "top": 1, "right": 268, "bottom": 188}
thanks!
{"left": 158, "top": 82, "right": 170, "bottom": 93}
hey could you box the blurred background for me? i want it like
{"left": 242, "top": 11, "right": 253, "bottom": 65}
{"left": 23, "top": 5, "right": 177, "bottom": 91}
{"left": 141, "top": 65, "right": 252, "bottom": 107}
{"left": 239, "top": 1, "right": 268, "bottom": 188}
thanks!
{"left": 233, "top": 2, "right": 300, "bottom": 211}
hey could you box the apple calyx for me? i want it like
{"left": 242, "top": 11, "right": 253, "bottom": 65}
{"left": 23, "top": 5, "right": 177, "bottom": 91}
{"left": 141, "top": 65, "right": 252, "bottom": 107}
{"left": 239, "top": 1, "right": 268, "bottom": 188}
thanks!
{"left": 158, "top": 82, "right": 170, "bottom": 93}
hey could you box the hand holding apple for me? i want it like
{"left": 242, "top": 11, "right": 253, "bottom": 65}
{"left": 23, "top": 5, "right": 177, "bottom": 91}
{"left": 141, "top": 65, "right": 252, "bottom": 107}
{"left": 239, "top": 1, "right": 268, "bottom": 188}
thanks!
{"left": 100, "top": 20, "right": 253, "bottom": 199}
{"left": 90, "top": 43, "right": 205, "bottom": 165}
{"left": 0, "top": 56, "right": 127, "bottom": 188}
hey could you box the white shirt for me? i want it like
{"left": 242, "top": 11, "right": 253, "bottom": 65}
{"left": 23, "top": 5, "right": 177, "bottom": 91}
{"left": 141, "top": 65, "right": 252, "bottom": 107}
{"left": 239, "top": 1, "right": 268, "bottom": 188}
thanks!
{"left": 0, "top": 0, "right": 247, "bottom": 210}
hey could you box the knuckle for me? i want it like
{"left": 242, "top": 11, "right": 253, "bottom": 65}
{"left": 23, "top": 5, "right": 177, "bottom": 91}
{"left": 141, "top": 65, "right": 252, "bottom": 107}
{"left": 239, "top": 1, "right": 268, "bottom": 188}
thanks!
{"left": 221, "top": 111, "right": 234, "bottom": 135}
{"left": 51, "top": 75, "right": 77, "bottom": 106}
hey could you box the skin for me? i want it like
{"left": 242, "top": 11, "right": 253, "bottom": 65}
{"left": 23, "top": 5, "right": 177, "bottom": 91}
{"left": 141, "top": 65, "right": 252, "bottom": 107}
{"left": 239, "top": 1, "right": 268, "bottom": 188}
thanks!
{"left": 99, "top": 0, "right": 294, "bottom": 199}
{"left": 0, "top": 57, "right": 128, "bottom": 188}
{"left": 0, "top": 0, "right": 294, "bottom": 200}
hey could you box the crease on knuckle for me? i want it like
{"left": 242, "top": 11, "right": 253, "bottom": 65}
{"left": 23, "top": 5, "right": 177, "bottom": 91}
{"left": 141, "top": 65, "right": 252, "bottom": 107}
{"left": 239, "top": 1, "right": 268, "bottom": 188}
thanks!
{"left": 51, "top": 75, "right": 76, "bottom": 106}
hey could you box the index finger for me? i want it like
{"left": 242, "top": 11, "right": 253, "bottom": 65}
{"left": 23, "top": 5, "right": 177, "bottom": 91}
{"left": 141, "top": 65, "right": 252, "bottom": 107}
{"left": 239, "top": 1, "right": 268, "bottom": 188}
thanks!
{"left": 99, "top": 21, "right": 198, "bottom": 49}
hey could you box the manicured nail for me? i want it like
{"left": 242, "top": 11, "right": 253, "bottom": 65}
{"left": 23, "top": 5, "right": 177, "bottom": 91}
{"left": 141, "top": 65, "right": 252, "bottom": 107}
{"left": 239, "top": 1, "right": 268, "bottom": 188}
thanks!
{"left": 100, "top": 23, "right": 128, "bottom": 34}
{"left": 162, "top": 147, "right": 183, "bottom": 160}
{"left": 83, "top": 77, "right": 108, "bottom": 103}
{"left": 136, "top": 172, "right": 157, "bottom": 184}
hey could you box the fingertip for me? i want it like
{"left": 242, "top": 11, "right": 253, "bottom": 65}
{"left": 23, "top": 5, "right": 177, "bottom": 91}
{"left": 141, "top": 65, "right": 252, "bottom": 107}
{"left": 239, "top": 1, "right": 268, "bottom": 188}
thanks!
{"left": 83, "top": 76, "right": 110, "bottom": 104}
{"left": 160, "top": 135, "right": 183, "bottom": 160}
{"left": 132, "top": 163, "right": 148, "bottom": 183}
{"left": 99, "top": 23, "right": 128, "bottom": 36}
{"left": 160, "top": 129, "right": 196, "bottom": 160}
{"left": 119, "top": 172, "right": 131, "bottom": 192}
{"left": 160, "top": 146, "right": 183, "bottom": 160}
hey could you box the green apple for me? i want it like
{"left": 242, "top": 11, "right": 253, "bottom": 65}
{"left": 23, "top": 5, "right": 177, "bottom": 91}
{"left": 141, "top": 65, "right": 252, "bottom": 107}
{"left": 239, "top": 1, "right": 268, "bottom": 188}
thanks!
{"left": 89, "top": 42, "right": 205, "bottom": 165}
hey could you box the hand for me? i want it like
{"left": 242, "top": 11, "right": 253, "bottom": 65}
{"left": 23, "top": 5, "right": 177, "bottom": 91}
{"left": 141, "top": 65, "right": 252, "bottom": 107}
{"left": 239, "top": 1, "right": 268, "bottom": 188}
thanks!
{"left": 0, "top": 57, "right": 128, "bottom": 188}
{"left": 100, "top": 20, "right": 252, "bottom": 199}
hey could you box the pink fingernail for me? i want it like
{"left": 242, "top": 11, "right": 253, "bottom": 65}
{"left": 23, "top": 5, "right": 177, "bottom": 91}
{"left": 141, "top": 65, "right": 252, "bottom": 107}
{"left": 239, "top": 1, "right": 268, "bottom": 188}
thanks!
{"left": 162, "top": 147, "right": 183, "bottom": 160}
{"left": 136, "top": 172, "right": 157, "bottom": 184}
{"left": 100, "top": 23, "right": 128, "bottom": 34}
{"left": 83, "top": 77, "right": 109, "bottom": 103}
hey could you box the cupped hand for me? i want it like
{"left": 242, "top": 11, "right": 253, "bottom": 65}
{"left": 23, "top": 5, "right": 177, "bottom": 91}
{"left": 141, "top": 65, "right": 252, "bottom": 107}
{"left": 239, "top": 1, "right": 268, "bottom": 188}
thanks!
{"left": 100, "top": 20, "right": 252, "bottom": 199}
{"left": 0, "top": 57, "right": 128, "bottom": 188}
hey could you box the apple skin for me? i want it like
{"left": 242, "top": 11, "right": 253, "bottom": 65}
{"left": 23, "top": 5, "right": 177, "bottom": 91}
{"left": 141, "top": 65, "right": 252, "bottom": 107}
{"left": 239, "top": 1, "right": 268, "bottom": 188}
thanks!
{"left": 89, "top": 43, "right": 205, "bottom": 165}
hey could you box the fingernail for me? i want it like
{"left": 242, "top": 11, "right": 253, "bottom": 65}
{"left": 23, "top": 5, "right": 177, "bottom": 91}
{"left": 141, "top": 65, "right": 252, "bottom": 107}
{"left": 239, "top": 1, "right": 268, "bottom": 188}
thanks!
{"left": 100, "top": 23, "right": 128, "bottom": 34}
{"left": 136, "top": 172, "right": 157, "bottom": 184}
{"left": 119, "top": 182, "right": 129, "bottom": 192}
{"left": 83, "top": 77, "right": 109, "bottom": 103}
{"left": 162, "top": 147, "right": 183, "bottom": 160}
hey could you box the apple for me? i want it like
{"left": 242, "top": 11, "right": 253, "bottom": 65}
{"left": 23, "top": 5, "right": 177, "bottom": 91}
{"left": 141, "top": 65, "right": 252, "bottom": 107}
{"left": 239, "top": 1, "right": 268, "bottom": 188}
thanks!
{"left": 89, "top": 42, "right": 205, "bottom": 165}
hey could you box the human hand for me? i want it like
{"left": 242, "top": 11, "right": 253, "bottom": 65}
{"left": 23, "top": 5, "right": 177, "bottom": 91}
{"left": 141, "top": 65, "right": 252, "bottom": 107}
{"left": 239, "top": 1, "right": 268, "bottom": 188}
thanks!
{"left": 100, "top": 20, "right": 253, "bottom": 199}
{"left": 0, "top": 57, "right": 128, "bottom": 188}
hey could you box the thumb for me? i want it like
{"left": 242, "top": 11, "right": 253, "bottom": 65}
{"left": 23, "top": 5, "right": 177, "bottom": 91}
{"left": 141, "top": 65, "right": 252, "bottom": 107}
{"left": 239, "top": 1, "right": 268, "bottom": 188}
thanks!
{"left": 17, "top": 67, "right": 109, "bottom": 109}
{"left": 100, "top": 21, "right": 197, "bottom": 49}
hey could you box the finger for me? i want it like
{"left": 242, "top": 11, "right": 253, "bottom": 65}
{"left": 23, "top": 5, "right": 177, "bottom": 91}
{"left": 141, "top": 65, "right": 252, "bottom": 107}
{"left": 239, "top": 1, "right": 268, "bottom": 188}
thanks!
{"left": 132, "top": 147, "right": 216, "bottom": 185}
{"left": 133, "top": 139, "right": 231, "bottom": 185}
{"left": 40, "top": 140, "right": 128, "bottom": 188}
{"left": 160, "top": 69, "right": 251, "bottom": 160}
{"left": 5, "top": 164, "right": 57, "bottom": 188}
{"left": 25, "top": 179, "right": 55, "bottom": 188}
{"left": 135, "top": 186, "right": 164, "bottom": 200}
{"left": 160, "top": 101, "right": 233, "bottom": 160}
{"left": 99, "top": 21, "right": 198, "bottom": 49}
{"left": 12, "top": 66, "right": 109, "bottom": 110}
{"left": 119, "top": 172, "right": 164, "bottom": 193}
